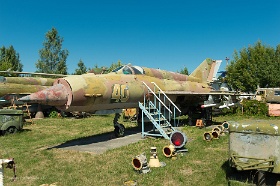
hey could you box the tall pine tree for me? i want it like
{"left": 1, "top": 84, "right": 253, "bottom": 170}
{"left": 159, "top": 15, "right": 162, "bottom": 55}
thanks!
{"left": 73, "top": 59, "right": 87, "bottom": 75}
{"left": 36, "top": 28, "right": 69, "bottom": 74}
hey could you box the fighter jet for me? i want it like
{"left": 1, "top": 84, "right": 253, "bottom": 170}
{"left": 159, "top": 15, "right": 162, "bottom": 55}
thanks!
{"left": 19, "top": 58, "right": 239, "bottom": 135}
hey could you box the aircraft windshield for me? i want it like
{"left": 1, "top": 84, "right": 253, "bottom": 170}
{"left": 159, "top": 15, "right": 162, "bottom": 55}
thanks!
{"left": 112, "top": 65, "right": 144, "bottom": 75}
{"left": 112, "top": 66, "right": 123, "bottom": 72}
{"left": 123, "top": 66, "right": 133, "bottom": 74}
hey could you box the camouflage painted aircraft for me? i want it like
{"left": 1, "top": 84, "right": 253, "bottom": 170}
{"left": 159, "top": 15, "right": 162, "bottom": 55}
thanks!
{"left": 19, "top": 58, "right": 239, "bottom": 135}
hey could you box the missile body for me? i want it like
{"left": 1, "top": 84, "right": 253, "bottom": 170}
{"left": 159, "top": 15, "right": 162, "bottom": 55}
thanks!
{"left": 0, "top": 77, "right": 55, "bottom": 97}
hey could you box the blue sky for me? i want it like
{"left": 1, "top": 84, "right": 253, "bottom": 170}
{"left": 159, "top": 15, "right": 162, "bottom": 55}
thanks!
{"left": 1, "top": 0, "right": 280, "bottom": 74}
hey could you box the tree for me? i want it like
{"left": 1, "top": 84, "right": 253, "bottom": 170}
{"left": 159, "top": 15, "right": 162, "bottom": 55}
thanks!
{"left": 107, "top": 60, "right": 123, "bottom": 72}
{"left": 272, "top": 44, "right": 280, "bottom": 86}
{"left": 73, "top": 59, "right": 87, "bottom": 75}
{"left": 87, "top": 64, "right": 108, "bottom": 74}
{"left": 87, "top": 60, "right": 123, "bottom": 74}
{"left": 36, "top": 28, "right": 69, "bottom": 74}
{"left": 226, "top": 41, "right": 280, "bottom": 92}
{"left": 0, "top": 46, "right": 23, "bottom": 73}
{"left": 178, "top": 66, "right": 189, "bottom": 75}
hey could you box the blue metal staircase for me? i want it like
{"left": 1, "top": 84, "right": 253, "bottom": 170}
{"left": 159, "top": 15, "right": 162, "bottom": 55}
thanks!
{"left": 139, "top": 82, "right": 181, "bottom": 139}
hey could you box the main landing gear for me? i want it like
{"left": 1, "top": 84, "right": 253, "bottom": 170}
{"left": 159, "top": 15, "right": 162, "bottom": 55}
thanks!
{"left": 113, "top": 113, "right": 125, "bottom": 137}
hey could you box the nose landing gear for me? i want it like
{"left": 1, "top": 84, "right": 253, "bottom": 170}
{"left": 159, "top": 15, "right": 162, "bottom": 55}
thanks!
{"left": 113, "top": 113, "right": 125, "bottom": 137}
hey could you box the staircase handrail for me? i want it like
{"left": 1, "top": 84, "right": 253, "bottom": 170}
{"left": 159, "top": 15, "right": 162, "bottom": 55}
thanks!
{"left": 142, "top": 81, "right": 172, "bottom": 114}
{"left": 151, "top": 82, "right": 181, "bottom": 113}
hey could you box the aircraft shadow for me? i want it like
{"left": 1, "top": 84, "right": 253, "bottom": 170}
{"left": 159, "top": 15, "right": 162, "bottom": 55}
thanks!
{"left": 48, "top": 123, "right": 154, "bottom": 150}
{"left": 47, "top": 118, "right": 223, "bottom": 153}
{"left": 49, "top": 119, "right": 222, "bottom": 150}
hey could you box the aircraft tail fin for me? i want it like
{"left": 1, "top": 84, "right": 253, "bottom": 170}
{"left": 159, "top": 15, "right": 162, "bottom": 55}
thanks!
{"left": 189, "top": 58, "right": 222, "bottom": 83}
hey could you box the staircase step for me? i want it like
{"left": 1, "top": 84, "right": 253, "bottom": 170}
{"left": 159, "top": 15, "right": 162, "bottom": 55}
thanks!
{"left": 145, "top": 106, "right": 157, "bottom": 110}
{"left": 161, "top": 124, "right": 172, "bottom": 128}
{"left": 140, "top": 82, "right": 181, "bottom": 140}
{"left": 153, "top": 118, "right": 167, "bottom": 122}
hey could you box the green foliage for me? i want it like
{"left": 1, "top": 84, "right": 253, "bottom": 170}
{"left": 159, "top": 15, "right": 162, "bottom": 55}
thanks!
{"left": 221, "top": 100, "right": 268, "bottom": 117}
{"left": 226, "top": 41, "right": 280, "bottom": 92}
{"left": 88, "top": 64, "right": 108, "bottom": 74}
{"left": 240, "top": 99, "right": 268, "bottom": 116}
{"left": 107, "top": 60, "right": 123, "bottom": 72}
{"left": 0, "top": 45, "right": 23, "bottom": 75}
{"left": 73, "top": 59, "right": 87, "bottom": 75}
{"left": 87, "top": 61, "right": 123, "bottom": 74}
{"left": 49, "top": 110, "right": 58, "bottom": 118}
{"left": 36, "top": 27, "right": 69, "bottom": 75}
{"left": 178, "top": 66, "right": 189, "bottom": 75}
{"left": 89, "top": 67, "right": 107, "bottom": 74}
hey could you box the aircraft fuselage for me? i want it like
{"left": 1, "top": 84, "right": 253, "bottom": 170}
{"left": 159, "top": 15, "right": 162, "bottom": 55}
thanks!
{"left": 52, "top": 73, "right": 211, "bottom": 112}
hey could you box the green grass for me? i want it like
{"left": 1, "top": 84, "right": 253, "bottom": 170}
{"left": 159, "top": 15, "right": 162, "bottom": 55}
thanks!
{"left": 0, "top": 114, "right": 275, "bottom": 186}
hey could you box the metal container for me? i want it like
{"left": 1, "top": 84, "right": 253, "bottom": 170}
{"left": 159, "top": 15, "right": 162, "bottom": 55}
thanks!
{"left": 0, "top": 109, "right": 23, "bottom": 135}
{"left": 228, "top": 119, "right": 280, "bottom": 174}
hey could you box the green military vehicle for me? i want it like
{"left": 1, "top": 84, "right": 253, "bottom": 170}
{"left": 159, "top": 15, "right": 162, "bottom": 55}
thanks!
{"left": 228, "top": 119, "right": 280, "bottom": 185}
{"left": 256, "top": 88, "right": 280, "bottom": 103}
{"left": 256, "top": 88, "right": 280, "bottom": 116}
{"left": 0, "top": 109, "right": 24, "bottom": 135}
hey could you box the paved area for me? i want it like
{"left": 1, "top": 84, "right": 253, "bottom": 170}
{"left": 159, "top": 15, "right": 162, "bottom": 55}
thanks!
{"left": 53, "top": 128, "right": 144, "bottom": 154}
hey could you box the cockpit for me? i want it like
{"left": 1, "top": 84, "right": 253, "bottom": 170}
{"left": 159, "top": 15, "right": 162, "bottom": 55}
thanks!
{"left": 112, "top": 65, "right": 144, "bottom": 75}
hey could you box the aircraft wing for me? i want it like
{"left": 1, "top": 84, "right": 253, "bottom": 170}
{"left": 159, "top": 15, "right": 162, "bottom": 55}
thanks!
{"left": 164, "top": 90, "right": 242, "bottom": 109}
{"left": 164, "top": 90, "right": 237, "bottom": 95}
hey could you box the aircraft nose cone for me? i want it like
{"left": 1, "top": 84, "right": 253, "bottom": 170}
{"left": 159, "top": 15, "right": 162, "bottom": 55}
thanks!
{"left": 19, "top": 84, "right": 69, "bottom": 106}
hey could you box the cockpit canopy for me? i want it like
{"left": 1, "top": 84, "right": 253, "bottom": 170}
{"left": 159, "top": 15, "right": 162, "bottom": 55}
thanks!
{"left": 111, "top": 64, "right": 189, "bottom": 82}
{"left": 112, "top": 65, "right": 144, "bottom": 75}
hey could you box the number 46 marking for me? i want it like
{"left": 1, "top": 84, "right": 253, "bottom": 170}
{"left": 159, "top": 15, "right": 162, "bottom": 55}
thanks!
{"left": 111, "top": 84, "right": 129, "bottom": 102}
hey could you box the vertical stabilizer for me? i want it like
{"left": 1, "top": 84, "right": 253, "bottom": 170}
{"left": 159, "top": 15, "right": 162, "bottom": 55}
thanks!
{"left": 189, "top": 58, "right": 221, "bottom": 83}
{"left": 211, "top": 60, "right": 222, "bottom": 81}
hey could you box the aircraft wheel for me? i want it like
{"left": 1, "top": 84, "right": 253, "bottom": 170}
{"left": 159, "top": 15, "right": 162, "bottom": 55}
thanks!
{"left": 114, "top": 124, "right": 125, "bottom": 137}
{"left": 4, "top": 126, "right": 18, "bottom": 135}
